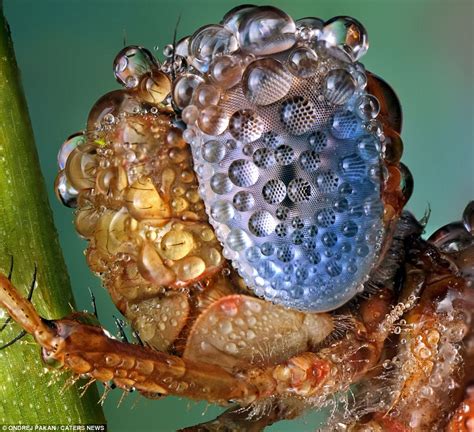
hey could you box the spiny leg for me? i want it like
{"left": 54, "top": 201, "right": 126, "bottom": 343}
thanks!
{"left": 0, "top": 270, "right": 389, "bottom": 407}
{"left": 0, "top": 264, "right": 37, "bottom": 347}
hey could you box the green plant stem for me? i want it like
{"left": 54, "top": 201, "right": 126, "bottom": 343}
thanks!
{"left": 0, "top": 6, "right": 105, "bottom": 425}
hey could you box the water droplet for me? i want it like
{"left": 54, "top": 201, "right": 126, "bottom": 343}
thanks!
{"left": 198, "top": 105, "right": 229, "bottom": 135}
{"left": 280, "top": 96, "right": 317, "bottom": 135}
{"left": 323, "top": 69, "right": 356, "bottom": 105}
{"left": 355, "top": 94, "right": 380, "bottom": 119}
{"left": 287, "top": 46, "right": 318, "bottom": 78}
{"left": 211, "top": 200, "right": 235, "bottom": 222}
{"left": 248, "top": 210, "right": 277, "bottom": 237}
{"left": 233, "top": 191, "right": 255, "bottom": 211}
{"left": 113, "top": 45, "right": 158, "bottom": 88}
{"left": 321, "top": 16, "right": 369, "bottom": 62}
{"left": 237, "top": 6, "right": 296, "bottom": 55}
{"left": 202, "top": 140, "right": 226, "bottom": 163}
{"left": 228, "top": 159, "right": 259, "bottom": 187}
{"left": 190, "top": 25, "right": 238, "bottom": 71}
{"left": 262, "top": 179, "right": 287, "bottom": 204}
{"left": 242, "top": 58, "right": 292, "bottom": 105}
{"left": 57, "top": 132, "right": 85, "bottom": 170}
{"left": 172, "top": 74, "right": 204, "bottom": 109}
{"left": 229, "top": 109, "right": 264, "bottom": 143}
{"left": 210, "top": 173, "right": 233, "bottom": 194}
{"left": 226, "top": 228, "right": 252, "bottom": 251}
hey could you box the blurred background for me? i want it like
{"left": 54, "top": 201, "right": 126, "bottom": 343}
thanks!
{"left": 3, "top": 0, "right": 473, "bottom": 430}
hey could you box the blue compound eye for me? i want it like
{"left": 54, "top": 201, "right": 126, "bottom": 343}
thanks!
{"left": 177, "top": 7, "right": 388, "bottom": 312}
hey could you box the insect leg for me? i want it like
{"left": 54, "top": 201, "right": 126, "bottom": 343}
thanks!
{"left": 0, "top": 262, "right": 36, "bottom": 332}
{"left": 0, "top": 273, "right": 57, "bottom": 350}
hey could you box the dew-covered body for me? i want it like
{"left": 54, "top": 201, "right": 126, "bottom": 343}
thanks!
{"left": 1, "top": 5, "right": 473, "bottom": 431}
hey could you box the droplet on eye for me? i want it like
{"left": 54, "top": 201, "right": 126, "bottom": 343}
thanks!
{"left": 229, "top": 109, "right": 264, "bottom": 143}
{"left": 242, "top": 58, "right": 292, "bottom": 105}
{"left": 323, "top": 69, "right": 356, "bottom": 105}
{"left": 235, "top": 6, "right": 296, "bottom": 55}
{"left": 287, "top": 46, "right": 319, "bottom": 78}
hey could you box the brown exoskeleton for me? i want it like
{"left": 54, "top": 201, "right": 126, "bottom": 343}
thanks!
{"left": 1, "top": 6, "right": 473, "bottom": 431}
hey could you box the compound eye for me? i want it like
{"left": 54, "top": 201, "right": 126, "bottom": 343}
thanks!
{"left": 176, "top": 6, "right": 391, "bottom": 312}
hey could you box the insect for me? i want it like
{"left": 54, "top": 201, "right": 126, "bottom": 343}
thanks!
{"left": 1, "top": 5, "right": 473, "bottom": 431}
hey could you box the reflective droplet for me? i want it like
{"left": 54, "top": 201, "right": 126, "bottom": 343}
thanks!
{"left": 324, "top": 69, "right": 356, "bottom": 105}
{"left": 288, "top": 178, "right": 312, "bottom": 202}
{"left": 87, "top": 90, "right": 140, "bottom": 131}
{"left": 64, "top": 144, "right": 98, "bottom": 191}
{"left": 229, "top": 109, "right": 264, "bottom": 143}
{"left": 262, "top": 179, "right": 286, "bottom": 204}
{"left": 237, "top": 6, "right": 296, "bottom": 55}
{"left": 330, "top": 109, "right": 361, "bottom": 139}
{"left": 113, "top": 45, "right": 157, "bottom": 88}
{"left": 342, "top": 220, "right": 358, "bottom": 237}
{"left": 295, "top": 17, "right": 324, "bottom": 39}
{"left": 57, "top": 133, "right": 85, "bottom": 170}
{"left": 355, "top": 94, "right": 380, "bottom": 119}
{"left": 316, "top": 208, "right": 336, "bottom": 227}
{"left": 55, "top": 171, "right": 78, "bottom": 208}
{"left": 228, "top": 159, "right": 259, "bottom": 187}
{"left": 321, "top": 16, "right": 369, "bottom": 62}
{"left": 174, "top": 256, "right": 206, "bottom": 281}
{"left": 182, "top": 105, "right": 199, "bottom": 125}
{"left": 211, "top": 200, "right": 235, "bottom": 222}
{"left": 242, "top": 58, "right": 292, "bottom": 106}
{"left": 190, "top": 25, "right": 238, "bottom": 71}
{"left": 233, "top": 191, "right": 255, "bottom": 211}
{"left": 308, "top": 130, "right": 327, "bottom": 151}
{"left": 341, "top": 154, "right": 367, "bottom": 180}
{"left": 226, "top": 228, "right": 252, "bottom": 251}
{"left": 198, "top": 105, "right": 229, "bottom": 135}
{"left": 160, "top": 230, "right": 194, "bottom": 260}
{"left": 280, "top": 96, "right": 317, "bottom": 135}
{"left": 209, "top": 55, "right": 243, "bottom": 89}
{"left": 275, "top": 145, "right": 295, "bottom": 165}
{"left": 249, "top": 210, "right": 277, "bottom": 237}
{"left": 138, "top": 70, "right": 171, "bottom": 104}
{"left": 210, "top": 173, "right": 233, "bottom": 194}
{"left": 221, "top": 5, "right": 257, "bottom": 34}
{"left": 125, "top": 178, "right": 170, "bottom": 221}
{"left": 287, "top": 47, "right": 318, "bottom": 78}
{"left": 383, "top": 129, "right": 404, "bottom": 163}
{"left": 172, "top": 74, "right": 204, "bottom": 109}
{"left": 299, "top": 150, "right": 321, "bottom": 172}
{"left": 175, "top": 36, "right": 190, "bottom": 57}
{"left": 202, "top": 140, "right": 226, "bottom": 163}
{"left": 357, "top": 135, "right": 380, "bottom": 161}
{"left": 253, "top": 147, "right": 276, "bottom": 168}
{"left": 193, "top": 84, "right": 221, "bottom": 107}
